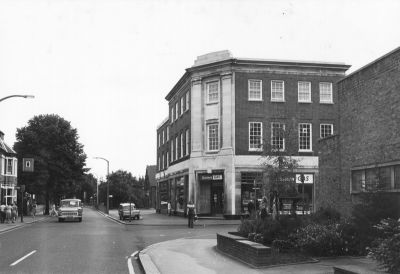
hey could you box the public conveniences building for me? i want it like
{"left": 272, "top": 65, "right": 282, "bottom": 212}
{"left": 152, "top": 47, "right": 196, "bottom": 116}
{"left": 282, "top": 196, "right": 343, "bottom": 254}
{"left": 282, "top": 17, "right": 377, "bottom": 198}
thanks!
{"left": 317, "top": 47, "right": 400, "bottom": 216}
{"left": 156, "top": 51, "right": 350, "bottom": 218}
{"left": 0, "top": 130, "right": 18, "bottom": 205}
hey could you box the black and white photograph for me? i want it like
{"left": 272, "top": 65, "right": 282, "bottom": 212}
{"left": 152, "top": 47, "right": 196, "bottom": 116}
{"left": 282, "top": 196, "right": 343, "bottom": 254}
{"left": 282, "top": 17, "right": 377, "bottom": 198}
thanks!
{"left": 1, "top": 0, "right": 400, "bottom": 273}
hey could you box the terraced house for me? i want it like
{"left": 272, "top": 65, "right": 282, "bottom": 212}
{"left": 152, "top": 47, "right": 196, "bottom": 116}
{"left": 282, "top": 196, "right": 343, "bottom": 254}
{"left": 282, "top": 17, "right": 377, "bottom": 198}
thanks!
{"left": 156, "top": 51, "right": 350, "bottom": 218}
{"left": 0, "top": 130, "right": 18, "bottom": 205}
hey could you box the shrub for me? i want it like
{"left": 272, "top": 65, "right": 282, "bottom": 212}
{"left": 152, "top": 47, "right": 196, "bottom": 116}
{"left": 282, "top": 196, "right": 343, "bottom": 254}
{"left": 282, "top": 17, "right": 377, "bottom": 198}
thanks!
{"left": 272, "top": 239, "right": 295, "bottom": 252}
{"left": 291, "top": 223, "right": 345, "bottom": 256}
{"left": 368, "top": 218, "right": 400, "bottom": 273}
{"left": 311, "top": 207, "right": 341, "bottom": 225}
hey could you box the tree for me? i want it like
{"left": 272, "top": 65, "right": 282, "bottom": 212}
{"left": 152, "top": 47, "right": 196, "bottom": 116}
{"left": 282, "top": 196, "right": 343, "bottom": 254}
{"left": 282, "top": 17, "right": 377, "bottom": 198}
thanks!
{"left": 261, "top": 119, "right": 299, "bottom": 219}
{"left": 14, "top": 114, "right": 87, "bottom": 213}
{"left": 98, "top": 170, "right": 146, "bottom": 209}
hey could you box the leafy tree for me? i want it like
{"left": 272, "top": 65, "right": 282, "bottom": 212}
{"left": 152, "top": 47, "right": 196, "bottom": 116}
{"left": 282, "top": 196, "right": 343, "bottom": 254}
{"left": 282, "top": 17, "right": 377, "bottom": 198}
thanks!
{"left": 261, "top": 119, "right": 299, "bottom": 219}
{"left": 81, "top": 173, "right": 97, "bottom": 204}
{"left": 98, "top": 170, "right": 146, "bottom": 208}
{"left": 14, "top": 114, "right": 87, "bottom": 213}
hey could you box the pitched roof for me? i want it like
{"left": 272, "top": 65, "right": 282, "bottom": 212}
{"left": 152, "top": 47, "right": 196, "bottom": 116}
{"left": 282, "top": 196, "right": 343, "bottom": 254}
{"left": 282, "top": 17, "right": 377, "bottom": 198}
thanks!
{"left": 0, "top": 135, "right": 16, "bottom": 155}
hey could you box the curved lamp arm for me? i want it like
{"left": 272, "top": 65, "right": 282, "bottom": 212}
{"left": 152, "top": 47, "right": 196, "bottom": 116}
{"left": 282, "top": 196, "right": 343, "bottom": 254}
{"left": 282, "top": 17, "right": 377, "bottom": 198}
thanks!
{"left": 0, "top": 95, "right": 35, "bottom": 102}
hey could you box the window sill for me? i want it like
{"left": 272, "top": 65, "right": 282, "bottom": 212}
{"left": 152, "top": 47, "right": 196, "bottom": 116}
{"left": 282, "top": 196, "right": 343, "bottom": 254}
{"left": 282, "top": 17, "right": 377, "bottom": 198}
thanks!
{"left": 298, "top": 101, "right": 312, "bottom": 104}
{"left": 271, "top": 100, "right": 285, "bottom": 103}
{"left": 299, "top": 150, "right": 313, "bottom": 153}
{"left": 320, "top": 102, "right": 334, "bottom": 105}
{"left": 206, "top": 101, "right": 219, "bottom": 106}
{"left": 248, "top": 99, "right": 263, "bottom": 102}
{"left": 249, "top": 148, "right": 263, "bottom": 152}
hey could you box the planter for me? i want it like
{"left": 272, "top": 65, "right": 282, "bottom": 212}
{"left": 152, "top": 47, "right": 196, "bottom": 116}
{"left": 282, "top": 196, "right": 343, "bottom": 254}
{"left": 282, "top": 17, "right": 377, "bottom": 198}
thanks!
{"left": 217, "top": 232, "right": 313, "bottom": 268}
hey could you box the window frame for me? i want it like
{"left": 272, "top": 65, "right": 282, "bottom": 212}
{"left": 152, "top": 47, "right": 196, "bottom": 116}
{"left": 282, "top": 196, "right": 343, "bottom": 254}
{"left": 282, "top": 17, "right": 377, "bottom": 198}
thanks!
{"left": 319, "top": 82, "right": 333, "bottom": 103}
{"left": 206, "top": 81, "right": 220, "bottom": 104}
{"left": 175, "top": 102, "right": 179, "bottom": 121}
{"left": 180, "top": 97, "right": 184, "bottom": 116}
{"left": 248, "top": 79, "right": 263, "bottom": 101}
{"left": 298, "top": 81, "right": 312, "bottom": 103}
{"left": 298, "top": 123, "right": 312, "bottom": 152}
{"left": 180, "top": 133, "right": 184, "bottom": 158}
{"left": 249, "top": 122, "right": 263, "bottom": 152}
{"left": 271, "top": 80, "right": 285, "bottom": 102}
{"left": 175, "top": 136, "right": 179, "bottom": 159}
{"left": 207, "top": 123, "right": 219, "bottom": 152}
{"left": 271, "top": 122, "right": 285, "bottom": 151}
{"left": 320, "top": 124, "right": 333, "bottom": 138}
{"left": 185, "top": 129, "right": 190, "bottom": 156}
{"left": 185, "top": 92, "right": 190, "bottom": 111}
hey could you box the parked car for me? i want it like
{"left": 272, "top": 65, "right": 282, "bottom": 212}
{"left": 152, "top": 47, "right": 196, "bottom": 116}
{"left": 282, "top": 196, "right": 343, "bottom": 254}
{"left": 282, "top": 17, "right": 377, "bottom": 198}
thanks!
{"left": 58, "top": 199, "right": 83, "bottom": 222}
{"left": 118, "top": 203, "right": 140, "bottom": 220}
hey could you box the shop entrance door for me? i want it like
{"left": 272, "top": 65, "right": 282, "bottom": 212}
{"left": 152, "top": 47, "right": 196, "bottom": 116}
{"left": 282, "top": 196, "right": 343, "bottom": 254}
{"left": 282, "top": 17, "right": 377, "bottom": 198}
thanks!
{"left": 211, "top": 182, "right": 224, "bottom": 215}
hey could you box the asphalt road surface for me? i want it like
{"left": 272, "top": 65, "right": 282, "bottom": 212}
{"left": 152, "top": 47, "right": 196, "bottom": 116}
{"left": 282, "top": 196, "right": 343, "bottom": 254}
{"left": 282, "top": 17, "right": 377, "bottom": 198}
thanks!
{"left": 0, "top": 208, "right": 237, "bottom": 274}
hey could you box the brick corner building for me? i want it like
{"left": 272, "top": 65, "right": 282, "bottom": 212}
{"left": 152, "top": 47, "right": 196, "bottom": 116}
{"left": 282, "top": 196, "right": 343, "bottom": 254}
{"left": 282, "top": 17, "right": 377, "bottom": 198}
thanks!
{"left": 157, "top": 50, "right": 350, "bottom": 218}
{"left": 317, "top": 46, "right": 400, "bottom": 216}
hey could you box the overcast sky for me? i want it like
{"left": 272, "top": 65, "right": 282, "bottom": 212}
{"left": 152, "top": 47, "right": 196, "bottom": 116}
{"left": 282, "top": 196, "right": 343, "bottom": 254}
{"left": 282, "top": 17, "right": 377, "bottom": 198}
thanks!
{"left": 1, "top": 0, "right": 399, "bottom": 179}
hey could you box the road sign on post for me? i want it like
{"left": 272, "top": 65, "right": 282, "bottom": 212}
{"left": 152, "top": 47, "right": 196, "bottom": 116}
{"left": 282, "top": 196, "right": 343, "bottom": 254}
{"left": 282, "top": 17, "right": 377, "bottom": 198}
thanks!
{"left": 22, "top": 158, "right": 34, "bottom": 172}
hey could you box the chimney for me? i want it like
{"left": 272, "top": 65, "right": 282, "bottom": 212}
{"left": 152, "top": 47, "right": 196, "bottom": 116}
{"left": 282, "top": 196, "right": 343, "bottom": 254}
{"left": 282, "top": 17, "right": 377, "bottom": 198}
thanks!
{"left": 0, "top": 130, "right": 4, "bottom": 140}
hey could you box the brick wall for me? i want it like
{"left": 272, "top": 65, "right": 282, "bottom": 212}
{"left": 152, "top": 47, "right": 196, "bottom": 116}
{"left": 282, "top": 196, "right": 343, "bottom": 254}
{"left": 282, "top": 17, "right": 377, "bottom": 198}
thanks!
{"left": 235, "top": 71, "right": 342, "bottom": 156}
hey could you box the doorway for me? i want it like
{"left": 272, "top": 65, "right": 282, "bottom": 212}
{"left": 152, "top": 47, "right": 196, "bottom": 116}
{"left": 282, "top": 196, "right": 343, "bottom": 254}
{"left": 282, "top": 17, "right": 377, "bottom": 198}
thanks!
{"left": 211, "top": 182, "right": 224, "bottom": 215}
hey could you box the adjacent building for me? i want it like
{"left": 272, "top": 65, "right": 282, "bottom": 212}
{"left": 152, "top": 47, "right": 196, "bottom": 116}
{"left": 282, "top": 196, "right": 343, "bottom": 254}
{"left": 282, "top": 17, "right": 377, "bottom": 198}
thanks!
{"left": 0, "top": 130, "right": 18, "bottom": 205}
{"left": 156, "top": 50, "right": 350, "bottom": 218}
{"left": 144, "top": 165, "right": 157, "bottom": 209}
{"left": 317, "top": 47, "right": 400, "bottom": 216}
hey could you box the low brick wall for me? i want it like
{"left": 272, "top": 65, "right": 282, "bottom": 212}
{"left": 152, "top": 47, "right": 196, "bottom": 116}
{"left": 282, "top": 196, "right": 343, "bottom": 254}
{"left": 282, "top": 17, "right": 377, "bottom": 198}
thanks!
{"left": 217, "top": 232, "right": 273, "bottom": 267}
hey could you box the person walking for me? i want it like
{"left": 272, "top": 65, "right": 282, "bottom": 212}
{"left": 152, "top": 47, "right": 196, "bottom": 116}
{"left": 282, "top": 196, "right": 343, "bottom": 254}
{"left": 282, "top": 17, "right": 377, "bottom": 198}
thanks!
{"left": 5, "top": 204, "right": 12, "bottom": 224}
{"left": 0, "top": 203, "right": 6, "bottom": 223}
{"left": 31, "top": 201, "right": 37, "bottom": 220}
{"left": 187, "top": 200, "right": 196, "bottom": 228}
{"left": 11, "top": 202, "right": 18, "bottom": 223}
{"left": 167, "top": 201, "right": 171, "bottom": 216}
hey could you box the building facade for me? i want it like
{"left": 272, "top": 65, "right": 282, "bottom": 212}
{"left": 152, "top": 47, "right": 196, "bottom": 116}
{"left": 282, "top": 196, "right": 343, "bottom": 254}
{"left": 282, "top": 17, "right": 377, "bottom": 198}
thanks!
{"left": 156, "top": 51, "right": 350, "bottom": 218}
{"left": 317, "top": 47, "right": 400, "bottom": 216}
{"left": 144, "top": 165, "right": 157, "bottom": 209}
{"left": 0, "top": 131, "right": 18, "bottom": 205}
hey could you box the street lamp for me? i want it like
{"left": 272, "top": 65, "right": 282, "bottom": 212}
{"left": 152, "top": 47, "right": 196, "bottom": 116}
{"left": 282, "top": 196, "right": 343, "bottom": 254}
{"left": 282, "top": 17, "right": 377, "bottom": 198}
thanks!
{"left": 94, "top": 157, "right": 110, "bottom": 214}
{"left": 0, "top": 94, "right": 35, "bottom": 102}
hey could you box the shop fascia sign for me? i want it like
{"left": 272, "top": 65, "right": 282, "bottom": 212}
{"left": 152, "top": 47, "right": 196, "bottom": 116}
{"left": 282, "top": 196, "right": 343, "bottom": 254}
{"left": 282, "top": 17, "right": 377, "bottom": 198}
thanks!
{"left": 295, "top": 174, "right": 314, "bottom": 184}
{"left": 200, "top": 174, "right": 223, "bottom": 181}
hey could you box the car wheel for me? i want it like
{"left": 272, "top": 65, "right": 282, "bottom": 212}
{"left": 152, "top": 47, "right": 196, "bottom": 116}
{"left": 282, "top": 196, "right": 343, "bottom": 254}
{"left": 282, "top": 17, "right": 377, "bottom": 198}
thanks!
{"left": 79, "top": 218, "right": 82, "bottom": 222}
{"left": 58, "top": 218, "right": 63, "bottom": 222}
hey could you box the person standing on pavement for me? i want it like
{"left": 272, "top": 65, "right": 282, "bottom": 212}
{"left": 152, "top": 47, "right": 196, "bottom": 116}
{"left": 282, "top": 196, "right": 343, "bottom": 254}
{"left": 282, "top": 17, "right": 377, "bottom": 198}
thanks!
{"left": 5, "top": 204, "right": 12, "bottom": 223}
{"left": 167, "top": 201, "right": 171, "bottom": 216}
{"left": 31, "top": 201, "right": 37, "bottom": 220}
{"left": 0, "top": 203, "right": 6, "bottom": 223}
{"left": 11, "top": 202, "right": 18, "bottom": 223}
{"left": 187, "top": 200, "right": 196, "bottom": 228}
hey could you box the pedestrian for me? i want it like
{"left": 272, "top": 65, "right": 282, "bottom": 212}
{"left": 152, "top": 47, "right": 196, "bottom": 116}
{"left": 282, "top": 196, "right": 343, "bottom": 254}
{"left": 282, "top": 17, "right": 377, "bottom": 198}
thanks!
{"left": 31, "top": 201, "right": 37, "bottom": 220}
{"left": 247, "top": 200, "right": 254, "bottom": 217}
{"left": 5, "top": 204, "right": 12, "bottom": 224}
{"left": 11, "top": 202, "right": 18, "bottom": 223}
{"left": 187, "top": 200, "right": 196, "bottom": 228}
{"left": 50, "top": 203, "right": 57, "bottom": 217}
{"left": 260, "top": 196, "right": 268, "bottom": 220}
{"left": 167, "top": 201, "right": 171, "bottom": 216}
{"left": 0, "top": 203, "right": 6, "bottom": 223}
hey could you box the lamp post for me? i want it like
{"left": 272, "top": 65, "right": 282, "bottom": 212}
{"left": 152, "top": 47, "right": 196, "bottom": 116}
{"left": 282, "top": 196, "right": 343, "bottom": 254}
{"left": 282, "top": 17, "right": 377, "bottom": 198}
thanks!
{"left": 94, "top": 157, "right": 109, "bottom": 214}
{"left": 0, "top": 94, "right": 35, "bottom": 102}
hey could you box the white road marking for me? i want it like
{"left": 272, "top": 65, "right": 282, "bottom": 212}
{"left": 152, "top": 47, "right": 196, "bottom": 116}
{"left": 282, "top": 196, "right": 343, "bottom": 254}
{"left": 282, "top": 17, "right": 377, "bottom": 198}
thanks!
{"left": 127, "top": 257, "right": 135, "bottom": 274}
{"left": 10, "top": 250, "right": 37, "bottom": 266}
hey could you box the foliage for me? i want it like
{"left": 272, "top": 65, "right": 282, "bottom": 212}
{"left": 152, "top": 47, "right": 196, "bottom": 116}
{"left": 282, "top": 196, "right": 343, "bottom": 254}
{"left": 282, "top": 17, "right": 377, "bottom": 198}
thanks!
{"left": 81, "top": 173, "right": 97, "bottom": 204}
{"left": 14, "top": 114, "right": 87, "bottom": 213}
{"left": 311, "top": 207, "right": 341, "bottom": 225}
{"left": 350, "top": 191, "right": 400, "bottom": 254}
{"left": 291, "top": 223, "right": 345, "bottom": 256}
{"left": 98, "top": 170, "right": 146, "bottom": 208}
{"left": 368, "top": 218, "right": 400, "bottom": 273}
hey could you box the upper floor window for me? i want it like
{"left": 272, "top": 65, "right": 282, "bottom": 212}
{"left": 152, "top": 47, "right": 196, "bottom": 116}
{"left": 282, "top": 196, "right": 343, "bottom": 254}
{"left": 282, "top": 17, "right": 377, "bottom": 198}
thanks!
{"left": 249, "top": 122, "right": 263, "bottom": 151}
{"left": 171, "top": 141, "right": 174, "bottom": 162}
{"left": 320, "top": 124, "right": 333, "bottom": 138}
{"left": 298, "top": 81, "right": 311, "bottom": 103}
{"left": 299, "top": 123, "right": 312, "bottom": 152}
{"left": 352, "top": 164, "right": 400, "bottom": 192}
{"left": 180, "top": 97, "right": 184, "bottom": 116}
{"left": 166, "top": 152, "right": 169, "bottom": 167}
{"left": 207, "top": 123, "right": 219, "bottom": 151}
{"left": 162, "top": 130, "right": 165, "bottom": 144}
{"left": 271, "top": 80, "right": 284, "bottom": 102}
{"left": 271, "top": 122, "right": 285, "bottom": 151}
{"left": 175, "top": 136, "right": 179, "bottom": 159}
{"left": 320, "top": 82, "right": 333, "bottom": 103}
{"left": 175, "top": 102, "right": 179, "bottom": 120}
{"left": 248, "top": 80, "right": 262, "bottom": 101}
{"left": 180, "top": 133, "right": 184, "bottom": 158}
{"left": 185, "top": 129, "right": 190, "bottom": 156}
{"left": 171, "top": 107, "right": 174, "bottom": 122}
{"left": 207, "top": 81, "right": 219, "bottom": 104}
{"left": 185, "top": 92, "right": 190, "bottom": 111}
{"left": 166, "top": 126, "right": 169, "bottom": 141}
{"left": 158, "top": 133, "right": 161, "bottom": 148}
{"left": 161, "top": 152, "right": 164, "bottom": 170}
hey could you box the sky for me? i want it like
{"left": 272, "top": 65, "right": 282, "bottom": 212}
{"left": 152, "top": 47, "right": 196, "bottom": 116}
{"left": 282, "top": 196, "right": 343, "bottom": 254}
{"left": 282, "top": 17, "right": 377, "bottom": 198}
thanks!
{"left": 1, "top": 0, "right": 400, "bottom": 180}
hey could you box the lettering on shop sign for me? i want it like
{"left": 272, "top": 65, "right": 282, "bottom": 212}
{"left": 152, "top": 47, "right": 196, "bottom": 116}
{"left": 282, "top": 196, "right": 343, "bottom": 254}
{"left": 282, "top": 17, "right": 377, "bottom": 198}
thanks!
{"left": 200, "top": 174, "right": 223, "bottom": 181}
{"left": 296, "top": 174, "right": 314, "bottom": 184}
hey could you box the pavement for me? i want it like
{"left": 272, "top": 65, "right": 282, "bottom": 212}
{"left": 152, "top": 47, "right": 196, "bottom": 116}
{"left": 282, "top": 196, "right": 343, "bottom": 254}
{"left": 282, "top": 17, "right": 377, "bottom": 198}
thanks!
{"left": 99, "top": 208, "right": 386, "bottom": 274}
{"left": 0, "top": 208, "right": 48, "bottom": 234}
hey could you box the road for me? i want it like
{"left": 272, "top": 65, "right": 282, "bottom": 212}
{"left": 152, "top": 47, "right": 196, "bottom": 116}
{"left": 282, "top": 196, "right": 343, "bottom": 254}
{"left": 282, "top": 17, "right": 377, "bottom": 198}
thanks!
{"left": 0, "top": 208, "right": 238, "bottom": 274}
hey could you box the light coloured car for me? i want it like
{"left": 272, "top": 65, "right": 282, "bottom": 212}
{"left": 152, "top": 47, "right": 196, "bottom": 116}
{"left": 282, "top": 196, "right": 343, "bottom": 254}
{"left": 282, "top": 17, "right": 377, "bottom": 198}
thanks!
{"left": 118, "top": 203, "right": 140, "bottom": 220}
{"left": 58, "top": 199, "right": 83, "bottom": 222}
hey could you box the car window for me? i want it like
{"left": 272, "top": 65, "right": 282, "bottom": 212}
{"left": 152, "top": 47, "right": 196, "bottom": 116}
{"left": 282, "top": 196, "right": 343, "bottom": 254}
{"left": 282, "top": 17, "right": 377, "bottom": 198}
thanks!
{"left": 61, "top": 200, "right": 80, "bottom": 207}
